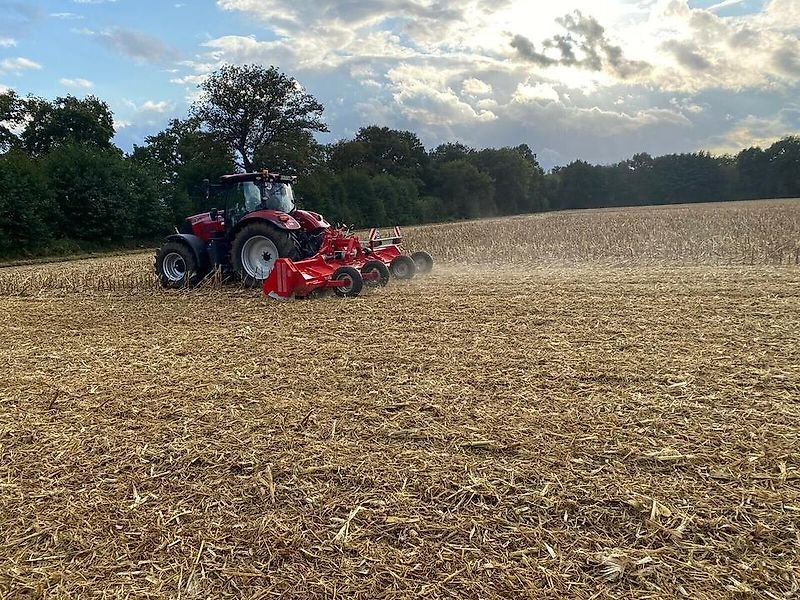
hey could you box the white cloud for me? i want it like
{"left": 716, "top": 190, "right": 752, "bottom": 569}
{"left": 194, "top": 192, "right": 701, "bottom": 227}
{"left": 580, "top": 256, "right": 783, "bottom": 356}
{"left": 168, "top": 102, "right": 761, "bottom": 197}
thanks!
{"left": 76, "top": 27, "right": 180, "bottom": 64}
{"left": 51, "top": 12, "right": 85, "bottom": 20}
{"left": 512, "top": 82, "right": 560, "bottom": 103}
{"left": 170, "top": 74, "right": 207, "bottom": 85}
{"left": 59, "top": 77, "right": 94, "bottom": 89}
{"left": 121, "top": 99, "right": 173, "bottom": 114}
{"left": 0, "top": 57, "right": 43, "bottom": 73}
{"left": 708, "top": 0, "right": 746, "bottom": 11}
{"left": 705, "top": 106, "right": 800, "bottom": 153}
{"left": 0, "top": 37, "right": 17, "bottom": 48}
{"left": 151, "top": 0, "right": 800, "bottom": 167}
{"left": 140, "top": 100, "right": 171, "bottom": 113}
{"left": 462, "top": 78, "right": 493, "bottom": 96}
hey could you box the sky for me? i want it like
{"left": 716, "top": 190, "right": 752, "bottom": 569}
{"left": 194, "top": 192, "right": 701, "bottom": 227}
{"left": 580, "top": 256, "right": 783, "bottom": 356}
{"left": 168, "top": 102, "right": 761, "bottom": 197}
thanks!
{"left": 0, "top": 0, "right": 798, "bottom": 169}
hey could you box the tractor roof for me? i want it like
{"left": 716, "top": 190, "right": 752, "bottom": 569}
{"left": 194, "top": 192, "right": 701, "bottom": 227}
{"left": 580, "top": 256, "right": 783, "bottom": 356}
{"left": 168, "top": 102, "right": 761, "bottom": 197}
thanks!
{"left": 220, "top": 171, "right": 297, "bottom": 185}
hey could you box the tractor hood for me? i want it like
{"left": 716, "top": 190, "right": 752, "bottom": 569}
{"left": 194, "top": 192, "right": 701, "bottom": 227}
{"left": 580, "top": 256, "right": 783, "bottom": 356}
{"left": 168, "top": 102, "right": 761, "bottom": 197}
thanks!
{"left": 180, "top": 212, "right": 225, "bottom": 241}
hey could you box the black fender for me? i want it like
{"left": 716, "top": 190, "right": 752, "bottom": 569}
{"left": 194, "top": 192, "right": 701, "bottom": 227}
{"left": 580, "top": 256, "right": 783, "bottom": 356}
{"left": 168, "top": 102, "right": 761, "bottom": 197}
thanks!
{"left": 166, "top": 233, "right": 210, "bottom": 272}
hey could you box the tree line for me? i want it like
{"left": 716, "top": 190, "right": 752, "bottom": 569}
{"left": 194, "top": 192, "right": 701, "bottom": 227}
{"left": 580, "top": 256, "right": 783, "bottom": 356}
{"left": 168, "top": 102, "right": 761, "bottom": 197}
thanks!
{"left": 1, "top": 63, "right": 798, "bottom": 259}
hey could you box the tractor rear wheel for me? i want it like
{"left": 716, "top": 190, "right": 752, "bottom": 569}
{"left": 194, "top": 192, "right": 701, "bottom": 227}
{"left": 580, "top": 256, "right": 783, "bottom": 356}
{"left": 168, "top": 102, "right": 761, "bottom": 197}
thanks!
{"left": 155, "top": 241, "right": 203, "bottom": 289}
{"left": 333, "top": 266, "right": 363, "bottom": 297}
{"left": 411, "top": 251, "right": 434, "bottom": 274}
{"left": 230, "top": 221, "right": 298, "bottom": 287}
{"left": 361, "top": 260, "right": 390, "bottom": 287}
{"left": 390, "top": 255, "right": 416, "bottom": 280}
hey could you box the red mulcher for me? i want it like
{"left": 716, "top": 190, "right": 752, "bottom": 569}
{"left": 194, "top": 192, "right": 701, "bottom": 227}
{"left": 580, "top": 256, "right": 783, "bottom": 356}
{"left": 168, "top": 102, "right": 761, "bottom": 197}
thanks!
{"left": 154, "top": 171, "right": 433, "bottom": 299}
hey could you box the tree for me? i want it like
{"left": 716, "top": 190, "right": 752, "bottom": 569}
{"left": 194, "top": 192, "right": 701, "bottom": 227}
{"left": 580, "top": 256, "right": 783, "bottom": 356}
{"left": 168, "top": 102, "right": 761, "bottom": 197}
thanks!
{"left": 132, "top": 118, "right": 235, "bottom": 223}
{"left": 0, "top": 150, "right": 57, "bottom": 255}
{"left": 735, "top": 147, "right": 768, "bottom": 200}
{"left": 470, "top": 148, "right": 544, "bottom": 215}
{"left": 765, "top": 136, "right": 800, "bottom": 198}
{"left": 191, "top": 64, "right": 328, "bottom": 172}
{"left": 253, "top": 128, "right": 325, "bottom": 176}
{"left": 0, "top": 90, "right": 26, "bottom": 152}
{"left": 429, "top": 142, "right": 475, "bottom": 164}
{"left": 553, "top": 160, "right": 607, "bottom": 209}
{"left": 433, "top": 160, "right": 495, "bottom": 220}
{"left": 21, "top": 95, "right": 115, "bottom": 155}
{"left": 45, "top": 144, "right": 167, "bottom": 243}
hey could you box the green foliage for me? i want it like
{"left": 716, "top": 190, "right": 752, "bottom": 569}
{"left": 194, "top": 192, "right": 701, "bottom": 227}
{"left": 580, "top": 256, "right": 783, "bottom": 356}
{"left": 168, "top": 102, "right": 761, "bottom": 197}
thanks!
{"left": 21, "top": 95, "right": 115, "bottom": 156}
{"left": 3, "top": 72, "right": 800, "bottom": 260}
{"left": 329, "top": 126, "right": 427, "bottom": 181}
{"left": 191, "top": 64, "right": 328, "bottom": 172}
{"left": 0, "top": 91, "right": 26, "bottom": 152}
{"left": 46, "top": 144, "right": 169, "bottom": 243}
{"left": 432, "top": 160, "right": 495, "bottom": 220}
{"left": 0, "top": 151, "right": 56, "bottom": 255}
{"left": 764, "top": 136, "right": 800, "bottom": 198}
{"left": 131, "top": 118, "right": 235, "bottom": 224}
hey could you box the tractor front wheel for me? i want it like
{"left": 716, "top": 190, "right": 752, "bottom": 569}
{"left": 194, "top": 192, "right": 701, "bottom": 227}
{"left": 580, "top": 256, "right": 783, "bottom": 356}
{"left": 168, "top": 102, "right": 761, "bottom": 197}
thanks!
{"left": 230, "top": 221, "right": 298, "bottom": 287}
{"left": 155, "top": 241, "right": 203, "bottom": 289}
{"left": 333, "top": 266, "right": 363, "bottom": 297}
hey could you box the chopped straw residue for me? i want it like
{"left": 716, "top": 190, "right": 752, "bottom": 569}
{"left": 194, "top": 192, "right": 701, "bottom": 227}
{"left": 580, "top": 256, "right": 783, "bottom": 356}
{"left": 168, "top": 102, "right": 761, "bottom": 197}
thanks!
{"left": 1, "top": 199, "right": 799, "bottom": 598}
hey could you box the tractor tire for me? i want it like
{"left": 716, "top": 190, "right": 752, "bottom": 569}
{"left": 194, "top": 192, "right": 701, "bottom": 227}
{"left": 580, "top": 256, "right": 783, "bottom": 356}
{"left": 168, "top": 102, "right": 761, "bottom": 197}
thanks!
{"left": 230, "top": 221, "right": 298, "bottom": 287}
{"left": 333, "top": 266, "right": 363, "bottom": 297}
{"left": 411, "top": 251, "right": 434, "bottom": 275}
{"left": 154, "top": 241, "right": 204, "bottom": 289}
{"left": 390, "top": 255, "right": 417, "bottom": 280}
{"left": 361, "top": 260, "right": 390, "bottom": 288}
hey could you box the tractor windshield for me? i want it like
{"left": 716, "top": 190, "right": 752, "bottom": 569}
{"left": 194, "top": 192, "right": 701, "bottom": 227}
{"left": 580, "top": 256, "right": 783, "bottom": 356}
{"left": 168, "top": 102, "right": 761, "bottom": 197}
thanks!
{"left": 243, "top": 182, "right": 261, "bottom": 212}
{"left": 262, "top": 182, "right": 295, "bottom": 213}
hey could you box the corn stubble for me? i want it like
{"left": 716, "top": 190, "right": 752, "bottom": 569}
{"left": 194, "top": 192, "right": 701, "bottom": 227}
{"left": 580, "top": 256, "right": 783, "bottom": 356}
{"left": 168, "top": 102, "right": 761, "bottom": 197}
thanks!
{"left": 1, "top": 199, "right": 799, "bottom": 598}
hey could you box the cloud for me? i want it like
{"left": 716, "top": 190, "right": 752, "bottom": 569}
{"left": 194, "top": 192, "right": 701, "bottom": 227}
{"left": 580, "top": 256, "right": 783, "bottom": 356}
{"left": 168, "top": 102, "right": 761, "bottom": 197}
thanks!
{"left": 462, "top": 78, "right": 493, "bottom": 96}
{"left": 0, "top": 2, "right": 44, "bottom": 38}
{"left": 50, "top": 12, "right": 85, "bottom": 20}
{"left": 78, "top": 27, "right": 181, "bottom": 64}
{"left": 111, "top": 98, "right": 176, "bottom": 149}
{"left": 0, "top": 37, "right": 16, "bottom": 47}
{"left": 705, "top": 106, "right": 800, "bottom": 153}
{"left": 512, "top": 82, "right": 560, "bottom": 103}
{"left": 511, "top": 11, "right": 651, "bottom": 79}
{"left": 156, "top": 0, "right": 800, "bottom": 169}
{"left": 0, "top": 57, "right": 42, "bottom": 73}
{"left": 121, "top": 99, "right": 174, "bottom": 115}
{"left": 139, "top": 100, "right": 171, "bottom": 113}
{"left": 170, "top": 74, "right": 207, "bottom": 86}
{"left": 661, "top": 40, "right": 712, "bottom": 71}
{"left": 60, "top": 77, "right": 94, "bottom": 89}
{"left": 772, "top": 42, "right": 800, "bottom": 77}
{"left": 386, "top": 64, "right": 498, "bottom": 127}
{"left": 708, "top": 0, "right": 746, "bottom": 12}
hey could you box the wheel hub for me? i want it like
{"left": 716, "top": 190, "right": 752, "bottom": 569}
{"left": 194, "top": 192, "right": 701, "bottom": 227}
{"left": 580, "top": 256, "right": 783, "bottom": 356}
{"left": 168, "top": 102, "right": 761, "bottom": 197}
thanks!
{"left": 241, "top": 235, "right": 280, "bottom": 280}
{"left": 162, "top": 252, "right": 187, "bottom": 281}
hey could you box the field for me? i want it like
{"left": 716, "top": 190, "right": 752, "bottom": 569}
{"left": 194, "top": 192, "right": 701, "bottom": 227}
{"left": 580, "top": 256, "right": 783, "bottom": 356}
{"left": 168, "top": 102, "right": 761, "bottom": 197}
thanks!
{"left": 1, "top": 199, "right": 799, "bottom": 599}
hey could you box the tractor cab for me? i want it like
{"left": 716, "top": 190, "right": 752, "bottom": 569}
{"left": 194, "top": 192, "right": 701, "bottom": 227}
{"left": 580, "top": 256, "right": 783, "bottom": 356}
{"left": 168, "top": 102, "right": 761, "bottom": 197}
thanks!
{"left": 216, "top": 172, "right": 297, "bottom": 228}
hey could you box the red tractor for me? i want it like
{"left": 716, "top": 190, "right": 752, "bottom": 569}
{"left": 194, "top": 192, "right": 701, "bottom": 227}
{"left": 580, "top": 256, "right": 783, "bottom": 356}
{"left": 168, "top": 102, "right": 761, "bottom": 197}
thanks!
{"left": 154, "top": 171, "right": 433, "bottom": 298}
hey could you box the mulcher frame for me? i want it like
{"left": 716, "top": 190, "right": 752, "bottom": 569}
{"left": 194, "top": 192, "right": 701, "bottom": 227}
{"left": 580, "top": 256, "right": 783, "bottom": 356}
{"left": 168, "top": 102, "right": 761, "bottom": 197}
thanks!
{"left": 263, "top": 227, "right": 403, "bottom": 299}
